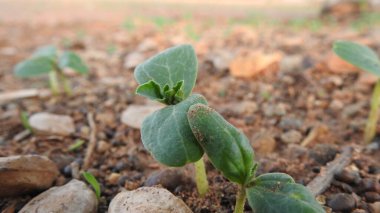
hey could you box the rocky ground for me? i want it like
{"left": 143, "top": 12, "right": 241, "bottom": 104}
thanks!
{"left": 1, "top": 1, "right": 380, "bottom": 213}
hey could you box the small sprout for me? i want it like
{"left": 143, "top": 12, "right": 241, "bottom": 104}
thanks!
{"left": 82, "top": 171, "right": 101, "bottom": 199}
{"left": 333, "top": 41, "right": 380, "bottom": 144}
{"left": 68, "top": 139, "right": 85, "bottom": 152}
{"left": 20, "top": 111, "right": 32, "bottom": 132}
{"left": 14, "top": 45, "right": 88, "bottom": 96}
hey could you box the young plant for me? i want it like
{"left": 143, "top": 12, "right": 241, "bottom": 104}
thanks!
{"left": 134, "top": 45, "right": 209, "bottom": 196}
{"left": 135, "top": 45, "right": 324, "bottom": 212}
{"left": 333, "top": 41, "right": 380, "bottom": 144}
{"left": 14, "top": 45, "right": 88, "bottom": 95}
{"left": 83, "top": 171, "right": 101, "bottom": 199}
{"left": 187, "top": 104, "right": 324, "bottom": 213}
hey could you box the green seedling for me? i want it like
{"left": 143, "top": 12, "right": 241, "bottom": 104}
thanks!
{"left": 82, "top": 171, "right": 101, "bottom": 199}
{"left": 20, "top": 111, "right": 32, "bottom": 132}
{"left": 135, "top": 45, "right": 324, "bottom": 212}
{"left": 333, "top": 41, "right": 380, "bottom": 144}
{"left": 68, "top": 139, "right": 85, "bottom": 152}
{"left": 14, "top": 45, "right": 88, "bottom": 96}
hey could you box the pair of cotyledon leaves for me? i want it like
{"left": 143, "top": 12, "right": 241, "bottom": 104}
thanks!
{"left": 134, "top": 45, "right": 324, "bottom": 213}
{"left": 14, "top": 45, "right": 88, "bottom": 78}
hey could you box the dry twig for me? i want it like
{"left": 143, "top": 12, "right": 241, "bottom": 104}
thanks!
{"left": 307, "top": 146, "right": 353, "bottom": 196}
{"left": 0, "top": 89, "right": 50, "bottom": 104}
{"left": 83, "top": 113, "right": 97, "bottom": 170}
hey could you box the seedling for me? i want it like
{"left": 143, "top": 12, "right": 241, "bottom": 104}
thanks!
{"left": 134, "top": 45, "right": 209, "bottom": 196}
{"left": 68, "top": 139, "right": 85, "bottom": 152}
{"left": 20, "top": 111, "right": 32, "bottom": 132}
{"left": 14, "top": 45, "right": 88, "bottom": 95}
{"left": 135, "top": 45, "right": 324, "bottom": 212}
{"left": 83, "top": 171, "right": 101, "bottom": 199}
{"left": 333, "top": 41, "right": 380, "bottom": 144}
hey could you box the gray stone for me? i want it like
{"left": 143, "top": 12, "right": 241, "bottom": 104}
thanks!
{"left": 19, "top": 179, "right": 98, "bottom": 213}
{"left": 108, "top": 187, "right": 192, "bottom": 213}
{"left": 0, "top": 155, "right": 59, "bottom": 197}
{"left": 280, "top": 130, "right": 303, "bottom": 144}
{"left": 29, "top": 112, "right": 75, "bottom": 136}
{"left": 327, "top": 193, "right": 356, "bottom": 212}
{"left": 121, "top": 104, "right": 163, "bottom": 129}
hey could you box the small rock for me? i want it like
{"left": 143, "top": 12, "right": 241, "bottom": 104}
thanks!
{"left": 369, "top": 202, "right": 380, "bottom": 213}
{"left": 97, "top": 140, "right": 111, "bottom": 153}
{"left": 144, "top": 169, "right": 189, "bottom": 192}
{"left": 284, "top": 144, "right": 308, "bottom": 159}
{"left": 309, "top": 144, "right": 338, "bottom": 165}
{"left": 251, "top": 133, "right": 277, "bottom": 154}
{"left": 108, "top": 173, "right": 121, "bottom": 185}
{"left": 279, "top": 117, "right": 303, "bottom": 130}
{"left": 29, "top": 112, "right": 75, "bottom": 136}
{"left": 0, "top": 155, "right": 59, "bottom": 197}
{"left": 108, "top": 187, "right": 192, "bottom": 213}
{"left": 330, "top": 99, "right": 344, "bottom": 111}
{"left": 19, "top": 179, "right": 97, "bottom": 213}
{"left": 279, "top": 55, "right": 304, "bottom": 73}
{"left": 327, "top": 193, "right": 356, "bottom": 212}
{"left": 365, "top": 192, "right": 380, "bottom": 203}
{"left": 335, "top": 169, "right": 361, "bottom": 185}
{"left": 218, "top": 101, "right": 258, "bottom": 115}
{"left": 124, "top": 52, "right": 145, "bottom": 69}
{"left": 280, "top": 130, "right": 303, "bottom": 144}
{"left": 205, "top": 50, "right": 234, "bottom": 72}
{"left": 121, "top": 104, "right": 163, "bottom": 129}
{"left": 357, "top": 178, "right": 380, "bottom": 194}
{"left": 369, "top": 165, "right": 380, "bottom": 175}
{"left": 263, "top": 103, "right": 287, "bottom": 117}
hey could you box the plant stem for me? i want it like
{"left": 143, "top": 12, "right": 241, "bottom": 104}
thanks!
{"left": 60, "top": 73, "right": 72, "bottom": 96}
{"left": 49, "top": 71, "right": 59, "bottom": 95}
{"left": 194, "top": 157, "right": 208, "bottom": 197}
{"left": 364, "top": 79, "right": 380, "bottom": 144}
{"left": 234, "top": 185, "right": 246, "bottom": 213}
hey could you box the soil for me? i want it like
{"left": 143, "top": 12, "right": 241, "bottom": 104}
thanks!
{"left": 1, "top": 1, "right": 380, "bottom": 213}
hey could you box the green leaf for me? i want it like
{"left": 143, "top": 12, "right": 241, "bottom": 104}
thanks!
{"left": 136, "top": 80, "right": 164, "bottom": 101}
{"left": 59, "top": 51, "right": 88, "bottom": 74}
{"left": 68, "top": 139, "right": 85, "bottom": 151}
{"left": 187, "top": 104, "right": 255, "bottom": 185}
{"left": 32, "top": 45, "right": 57, "bottom": 60}
{"left": 14, "top": 57, "right": 55, "bottom": 78}
{"left": 333, "top": 40, "right": 380, "bottom": 77}
{"left": 246, "top": 173, "right": 325, "bottom": 213}
{"left": 20, "top": 111, "right": 32, "bottom": 132}
{"left": 134, "top": 45, "right": 197, "bottom": 100}
{"left": 82, "top": 172, "right": 101, "bottom": 199}
{"left": 141, "top": 94, "right": 207, "bottom": 167}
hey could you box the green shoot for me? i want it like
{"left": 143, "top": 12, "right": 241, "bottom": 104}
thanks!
{"left": 20, "top": 111, "right": 32, "bottom": 132}
{"left": 82, "top": 172, "right": 101, "bottom": 199}
{"left": 68, "top": 139, "right": 85, "bottom": 152}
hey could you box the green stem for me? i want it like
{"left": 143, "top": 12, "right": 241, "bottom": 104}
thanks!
{"left": 60, "top": 73, "right": 72, "bottom": 96}
{"left": 194, "top": 157, "right": 209, "bottom": 197}
{"left": 49, "top": 71, "right": 60, "bottom": 95}
{"left": 234, "top": 185, "right": 246, "bottom": 213}
{"left": 364, "top": 79, "right": 380, "bottom": 144}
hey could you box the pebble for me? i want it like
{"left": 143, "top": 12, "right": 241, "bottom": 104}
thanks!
{"left": 327, "top": 193, "right": 356, "bottom": 212}
{"left": 19, "top": 179, "right": 98, "bottom": 213}
{"left": 121, "top": 104, "right": 163, "bottom": 129}
{"left": 29, "top": 112, "right": 75, "bottom": 136}
{"left": 309, "top": 144, "right": 338, "bottom": 165}
{"left": 284, "top": 144, "right": 308, "bottom": 159}
{"left": 279, "top": 55, "right": 304, "bottom": 73}
{"left": 279, "top": 116, "right": 303, "bottom": 130}
{"left": 108, "top": 173, "right": 121, "bottom": 185}
{"left": 365, "top": 192, "right": 380, "bottom": 203}
{"left": 123, "top": 52, "right": 145, "bottom": 69}
{"left": 263, "top": 103, "right": 287, "bottom": 117}
{"left": 144, "top": 169, "right": 190, "bottom": 192}
{"left": 369, "top": 202, "right": 380, "bottom": 213}
{"left": 108, "top": 187, "right": 192, "bottom": 213}
{"left": 369, "top": 165, "right": 380, "bottom": 175}
{"left": 251, "top": 133, "right": 277, "bottom": 154}
{"left": 330, "top": 99, "right": 344, "bottom": 111}
{"left": 205, "top": 50, "right": 234, "bottom": 72}
{"left": 335, "top": 169, "right": 361, "bottom": 185}
{"left": 97, "top": 140, "right": 111, "bottom": 153}
{"left": 0, "top": 155, "right": 59, "bottom": 197}
{"left": 357, "top": 178, "right": 380, "bottom": 194}
{"left": 280, "top": 130, "right": 302, "bottom": 144}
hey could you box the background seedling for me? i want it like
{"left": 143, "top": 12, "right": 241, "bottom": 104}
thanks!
{"left": 134, "top": 45, "right": 209, "bottom": 196}
{"left": 20, "top": 111, "right": 32, "bottom": 132}
{"left": 333, "top": 41, "right": 380, "bottom": 144}
{"left": 14, "top": 45, "right": 88, "bottom": 96}
{"left": 83, "top": 171, "right": 101, "bottom": 199}
{"left": 68, "top": 139, "right": 85, "bottom": 152}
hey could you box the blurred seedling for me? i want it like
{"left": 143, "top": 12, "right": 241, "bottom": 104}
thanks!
{"left": 20, "top": 111, "right": 32, "bottom": 132}
{"left": 68, "top": 139, "right": 85, "bottom": 152}
{"left": 135, "top": 45, "right": 324, "bottom": 213}
{"left": 82, "top": 171, "right": 101, "bottom": 199}
{"left": 14, "top": 45, "right": 88, "bottom": 96}
{"left": 333, "top": 41, "right": 380, "bottom": 144}
{"left": 152, "top": 16, "right": 174, "bottom": 30}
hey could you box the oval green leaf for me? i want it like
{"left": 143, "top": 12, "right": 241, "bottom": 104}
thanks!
{"left": 32, "top": 45, "right": 57, "bottom": 60}
{"left": 247, "top": 173, "right": 325, "bottom": 213}
{"left": 333, "top": 40, "right": 380, "bottom": 77}
{"left": 59, "top": 51, "right": 88, "bottom": 74}
{"left": 14, "top": 57, "right": 55, "bottom": 78}
{"left": 187, "top": 104, "right": 255, "bottom": 185}
{"left": 141, "top": 94, "right": 207, "bottom": 167}
{"left": 134, "top": 45, "right": 197, "bottom": 100}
